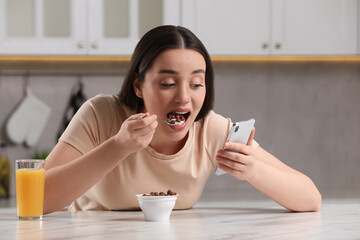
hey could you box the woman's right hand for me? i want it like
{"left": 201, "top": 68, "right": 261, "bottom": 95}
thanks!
{"left": 114, "top": 112, "right": 158, "bottom": 154}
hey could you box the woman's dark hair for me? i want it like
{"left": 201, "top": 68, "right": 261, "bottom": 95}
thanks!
{"left": 118, "top": 25, "right": 214, "bottom": 121}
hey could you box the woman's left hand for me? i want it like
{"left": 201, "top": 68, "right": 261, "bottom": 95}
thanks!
{"left": 216, "top": 127, "right": 257, "bottom": 180}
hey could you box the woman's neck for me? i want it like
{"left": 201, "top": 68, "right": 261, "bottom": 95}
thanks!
{"left": 149, "top": 133, "right": 189, "bottom": 155}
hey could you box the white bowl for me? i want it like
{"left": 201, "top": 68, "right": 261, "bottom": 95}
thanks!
{"left": 136, "top": 194, "right": 179, "bottom": 222}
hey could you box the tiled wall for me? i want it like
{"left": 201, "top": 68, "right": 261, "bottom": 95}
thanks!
{"left": 1, "top": 62, "right": 359, "bottom": 200}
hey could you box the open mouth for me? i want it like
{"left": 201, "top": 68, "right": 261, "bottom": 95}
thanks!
{"left": 165, "top": 111, "right": 190, "bottom": 126}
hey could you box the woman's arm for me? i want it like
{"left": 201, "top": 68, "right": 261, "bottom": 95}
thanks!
{"left": 44, "top": 138, "right": 125, "bottom": 214}
{"left": 216, "top": 128, "right": 321, "bottom": 212}
{"left": 44, "top": 113, "right": 158, "bottom": 214}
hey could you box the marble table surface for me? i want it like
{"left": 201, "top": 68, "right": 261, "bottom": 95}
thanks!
{"left": 0, "top": 198, "right": 359, "bottom": 240}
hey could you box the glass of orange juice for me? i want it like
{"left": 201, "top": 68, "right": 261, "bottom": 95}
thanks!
{"left": 16, "top": 159, "right": 45, "bottom": 220}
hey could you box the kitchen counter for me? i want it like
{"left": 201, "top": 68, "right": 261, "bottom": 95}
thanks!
{"left": 0, "top": 198, "right": 359, "bottom": 240}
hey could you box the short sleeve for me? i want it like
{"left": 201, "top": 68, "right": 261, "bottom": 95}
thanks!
{"left": 59, "top": 94, "right": 117, "bottom": 154}
{"left": 203, "top": 111, "right": 232, "bottom": 167}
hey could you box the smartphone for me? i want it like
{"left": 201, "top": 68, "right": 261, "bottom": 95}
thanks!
{"left": 215, "top": 118, "right": 255, "bottom": 176}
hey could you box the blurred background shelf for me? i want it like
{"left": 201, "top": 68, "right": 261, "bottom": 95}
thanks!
{"left": 1, "top": 55, "right": 360, "bottom": 75}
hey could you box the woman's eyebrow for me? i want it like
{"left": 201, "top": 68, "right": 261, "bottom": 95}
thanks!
{"left": 192, "top": 69, "right": 205, "bottom": 74}
{"left": 158, "top": 69, "right": 205, "bottom": 74}
{"left": 158, "top": 69, "right": 178, "bottom": 74}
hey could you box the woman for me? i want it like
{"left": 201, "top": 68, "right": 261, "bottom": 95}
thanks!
{"left": 43, "top": 25, "right": 321, "bottom": 214}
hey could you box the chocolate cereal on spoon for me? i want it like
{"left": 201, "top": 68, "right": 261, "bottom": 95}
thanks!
{"left": 164, "top": 112, "right": 188, "bottom": 126}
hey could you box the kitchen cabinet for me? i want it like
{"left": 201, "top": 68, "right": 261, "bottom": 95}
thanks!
{"left": 181, "top": 0, "right": 271, "bottom": 56}
{"left": 181, "top": 0, "right": 358, "bottom": 56}
{"left": 271, "top": 0, "right": 358, "bottom": 55}
{"left": 0, "top": 0, "right": 180, "bottom": 55}
{"left": 88, "top": 0, "right": 180, "bottom": 55}
{"left": 0, "top": 0, "right": 86, "bottom": 55}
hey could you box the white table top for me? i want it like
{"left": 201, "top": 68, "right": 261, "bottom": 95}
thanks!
{"left": 1, "top": 198, "right": 359, "bottom": 240}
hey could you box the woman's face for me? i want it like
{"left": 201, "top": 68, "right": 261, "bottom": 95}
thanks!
{"left": 134, "top": 48, "right": 206, "bottom": 145}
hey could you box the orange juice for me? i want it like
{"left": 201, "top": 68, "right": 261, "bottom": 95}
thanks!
{"left": 16, "top": 169, "right": 45, "bottom": 218}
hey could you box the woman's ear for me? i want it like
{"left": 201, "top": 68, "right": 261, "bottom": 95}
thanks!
{"left": 133, "top": 78, "right": 143, "bottom": 98}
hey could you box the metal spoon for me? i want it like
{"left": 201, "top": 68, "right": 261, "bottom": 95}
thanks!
{"left": 137, "top": 115, "right": 185, "bottom": 126}
{"left": 159, "top": 119, "right": 185, "bottom": 126}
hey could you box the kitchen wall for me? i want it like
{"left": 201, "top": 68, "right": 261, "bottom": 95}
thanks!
{"left": 0, "top": 62, "right": 359, "bottom": 201}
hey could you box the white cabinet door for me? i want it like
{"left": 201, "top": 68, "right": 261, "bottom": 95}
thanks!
{"left": 271, "top": 0, "right": 358, "bottom": 55}
{"left": 0, "top": 0, "right": 87, "bottom": 55}
{"left": 181, "top": 0, "right": 270, "bottom": 55}
{"left": 88, "top": 0, "right": 180, "bottom": 55}
{"left": 181, "top": 0, "right": 358, "bottom": 56}
{"left": 0, "top": 0, "right": 180, "bottom": 55}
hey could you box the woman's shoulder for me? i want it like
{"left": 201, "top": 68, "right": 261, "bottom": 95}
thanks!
{"left": 196, "top": 110, "right": 232, "bottom": 146}
{"left": 85, "top": 94, "right": 133, "bottom": 118}
{"left": 86, "top": 94, "right": 119, "bottom": 110}
{"left": 191, "top": 111, "right": 232, "bottom": 167}
{"left": 202, "top": 110, "right": 232, "bottom": 133}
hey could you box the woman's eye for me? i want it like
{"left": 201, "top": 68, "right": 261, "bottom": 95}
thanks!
{"left": 161, "top": 83, "right": 175, "bottom": 88}
{"left": 192, "top": 84, "right": 204, "bottom": 88}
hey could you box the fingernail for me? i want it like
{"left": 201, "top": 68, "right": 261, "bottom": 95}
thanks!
{"left": 136, "top": 114, "right": 145, "bottom": 119}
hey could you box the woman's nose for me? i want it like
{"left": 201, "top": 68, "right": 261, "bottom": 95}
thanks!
{"left": 175, "top": 84, "right": 190, "bottom": 103}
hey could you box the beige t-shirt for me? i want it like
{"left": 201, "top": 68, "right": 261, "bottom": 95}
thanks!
{"left": 60, "top": 94, "right": 251, "bottom": 211}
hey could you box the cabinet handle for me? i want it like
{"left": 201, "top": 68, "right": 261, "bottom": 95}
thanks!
{"left": 262, "top": 43, "right": 268, "bottom": 49}
{"left": 275, "top": 43, "right": 281, "bottom": 49}
{"left": 77, "top": 41, "right": 85, "bottom": 49}
{"left": 92, "top": 41, "right": 99, "bottom": 49}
